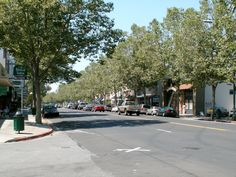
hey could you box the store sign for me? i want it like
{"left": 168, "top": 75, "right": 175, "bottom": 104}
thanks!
{"left": 0, "top": 86, "right": 8, "bottom": 96}
{"left": 14, "top": 65, "right": 27, "bottom": 77}
{"left": 12, "top": 80, "right": 23, "bottom": 88}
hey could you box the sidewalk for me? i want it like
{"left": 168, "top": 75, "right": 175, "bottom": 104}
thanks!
{"left": 0, "top": 115, "right": 53, "bottom": 143}
{"left": 180, "top": 115, "right": 236, "bottom": 124}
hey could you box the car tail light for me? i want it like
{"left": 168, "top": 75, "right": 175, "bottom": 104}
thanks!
{"left": 166, "top": 109, "right": 171, "bottom": 113}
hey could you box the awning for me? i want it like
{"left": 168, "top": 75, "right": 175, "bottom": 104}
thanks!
{"left": 0, "top": 77, "right": 12, "bottom": 87}
{"left": 179, "top": 84, "right": 192, "bottom": 90}
{"left": 0, "top": 63, "right": 12, "bottom": 87}
{"left": 167, "top": 87, "right": 177, "bottom": 92}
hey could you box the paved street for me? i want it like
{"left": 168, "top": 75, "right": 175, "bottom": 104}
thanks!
{"left": 51, "top": 108, "right": 236, "bottom": 177}
{"left": 0, "top": 108, "right": 236, "bottom": 177}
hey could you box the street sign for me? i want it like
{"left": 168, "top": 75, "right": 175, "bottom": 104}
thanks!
{"left": 12, "top": 80, "right": 23, "bottom": 88}
{"left": 14, "top": 65, "right": 27, "bottom": 77}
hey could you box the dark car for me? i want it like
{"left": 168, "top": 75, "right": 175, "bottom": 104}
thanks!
{"left": 206, "top": 106, "right": 229, "bottom": 117}
{"left": 104, "top": 104, "right": 112, "bottom": 112}
{"left": 83, "top": 104, "right": 93, "bottom": 111}
{"left": 42, "top": 105, "right": 59, "bottom": 118}
{"left": 157, "top": 106, "right": 177, "bottom": 117}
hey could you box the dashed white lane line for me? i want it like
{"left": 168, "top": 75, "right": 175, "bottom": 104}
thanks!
{"left": 156, "top": 129, "right": 172, "bottom": 133}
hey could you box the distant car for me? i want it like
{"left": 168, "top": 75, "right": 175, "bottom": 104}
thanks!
{"left": 92, "top": 105, "right": 105, "bottom": 112}
{"left": 42, "top": 105, "right": 59, "bottom": 118}
{"left": 206, "top": 106, "right": 229, "bottom": 117}
{"left": 83, "top": 104, "right": 93, "bottom": 111}
{"left": 118, "top": 100, "right": 140, "bottom": 116}
{"left": 139, "top": 104, "right": 151, "bottom": 114}
{"left": 229, "top": 108, "right": 236, "bottom": 117}
{"left": 104, "top": 104, "right": 112, "bottom": 112}
{"left": 111, "top": 106, "right": 118, "bottom": 112}
{"left": 77, "top": 102, "right": 87, "bottom": 110}
{"left": 146, "top": 106, "right": 161, "bottom": 116}
{"left": 67, "top": 103, "right": 74, "bottom": 109}
{"left": 157, "top": 106, "right": 177, "bottom": 117}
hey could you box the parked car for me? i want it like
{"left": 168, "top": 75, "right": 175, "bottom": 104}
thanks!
{"left": 118, "top": 100, "right": 140, "bottom": 116}
{"left": 42, "top": 105, "right": 59, "bottom": 118}
{"left": 83, "top": 104, "right": 93, "bottom": 111}
{"left": 157, "top": 106, "right": 177, "bottom": 117}
{"left": 67, "top": 103, "right": 74, "bottom": 109}
{"left": 111, "top": 106, "right": 118, "bottom": 112}
{"left": 139, "top": 104, "right": 151, "bottom": 114}
{"left": 92, "top": 105, "right": 105, "bottom": 112}
{"left": 229, "top": 108, "right": 236, "bottom": 117}
{"left": 206, "top": 106, "right": 229, "bottom": 117}
{"left": 146, "top": 106, "right": 161, "bottom": 116}
{"left": 77, "top": 102, "right": 87, "bottom": 110}
{"left": 104, "top": 104, "right": 112, "bottom": 112}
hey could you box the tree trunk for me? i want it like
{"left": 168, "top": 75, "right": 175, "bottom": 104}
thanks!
{"left": 32, "top": 79, "right": 36, "bottom": 108}
{"left": 211, "top": 84, "right": 217, "bottom": 120}
{"left": 143, "top": 87, "right": 147, "bottom": 104}
{"left": 35, "top": 77, "right": 42, "bottom": 124}
{"left": 33, "top": 64, "right": 42, "bottom": 124}
{"left": 134, "top": 90, "right": 138, "bottom": 104}
{"left": 193, "top": 88, "right": 197, "bottom": 116}
{"left": 114, "top": 86, "right": 118, "bottom": 106}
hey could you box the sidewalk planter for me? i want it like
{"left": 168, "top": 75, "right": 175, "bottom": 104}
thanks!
{"left": 13, "top": 115, "right": 24, "bottom": 133}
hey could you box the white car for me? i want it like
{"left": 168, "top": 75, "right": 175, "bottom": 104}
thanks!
{"left": 111, "top": 106, "right": 118, "bottom": 112}
{"left": 146, "top": 106, "right": 161, "bottom": 116}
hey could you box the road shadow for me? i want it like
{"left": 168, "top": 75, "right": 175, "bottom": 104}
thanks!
{"left": 52, "top": 119, "right": 167, "bottom": 131}
{"left": 47, "top": 113, "right": 108, "bottom": 119}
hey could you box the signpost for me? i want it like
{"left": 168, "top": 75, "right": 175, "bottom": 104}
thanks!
{"left": 232, "top": 72, "right": 236, "bottom": 119}
{"left": 13, "top": 65, "right": 27, "bottom": 78}
{"left": 13, "top": 65, "right": 26, "bottom": 113}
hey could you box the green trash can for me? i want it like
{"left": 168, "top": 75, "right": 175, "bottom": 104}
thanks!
{"left": 215, "top": 108, "right": 222, "bottom": 120}
{"left": 13, "top": 112, "right": 24, "bottom": 133}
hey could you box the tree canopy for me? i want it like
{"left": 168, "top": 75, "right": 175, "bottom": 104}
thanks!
{"left": 0, "top": 0, "right": 122, "bottom": 123}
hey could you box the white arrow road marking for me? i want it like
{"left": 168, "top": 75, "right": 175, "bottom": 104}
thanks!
{"left": 114, "top": 147, "right": 150, "bottom": 153}
{"left": 156, "top": 129, "right": 172, "bottom": 133}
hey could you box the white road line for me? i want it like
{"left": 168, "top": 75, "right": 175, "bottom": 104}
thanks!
{"left": 114, "top": 147, "right": 150, "bottom": 153}
{"left": 68, "top": 130, "right": 95, "bottom": 134}
{"left": 170, "top": 122, "right": 228, "bottom": 132}
{"left": 156, "top": 129, "right": 172, "bottom": 133}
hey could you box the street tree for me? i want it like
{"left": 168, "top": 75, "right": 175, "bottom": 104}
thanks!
{"left": 0, "top": 0, "right": 121, "bottom": 123}
{"left": 112, "top": 21, "right": 165, "bottom": 104}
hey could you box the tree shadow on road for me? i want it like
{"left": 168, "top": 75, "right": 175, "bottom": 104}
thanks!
{"left": 51, "top": 119, "right": 167, "bottom": 131}
{"left": 47, "top": 113, "right": 108, "bottom": 119}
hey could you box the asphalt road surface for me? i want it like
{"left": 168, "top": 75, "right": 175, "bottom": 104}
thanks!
{"left": 49, "top": 108, "right": 236, "bottom": 177}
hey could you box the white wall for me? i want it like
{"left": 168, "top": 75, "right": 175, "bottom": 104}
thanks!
{"left": 0, "top": 49, "right": 4, "bottom": 66}
{"left": 205, "top": 83, "right": 234, "bottom": 112}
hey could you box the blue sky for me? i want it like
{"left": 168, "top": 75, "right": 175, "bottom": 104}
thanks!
{"left": 51, "top": 0, "right": 200, "bottom": 92}
{"left": 106, "top": 0, "right": 200, "bottom": 33}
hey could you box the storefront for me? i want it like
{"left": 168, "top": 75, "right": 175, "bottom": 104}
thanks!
{"left": 179, "top": 84, "right": 193, "bottom": 115}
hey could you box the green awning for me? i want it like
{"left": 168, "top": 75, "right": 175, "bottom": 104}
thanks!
{"left": 0, "top": 86, "right": 8, "bottom": 96}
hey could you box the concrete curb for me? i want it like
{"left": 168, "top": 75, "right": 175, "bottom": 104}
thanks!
{"left": 5, "top": 122, "right": 54, "bottom": 143}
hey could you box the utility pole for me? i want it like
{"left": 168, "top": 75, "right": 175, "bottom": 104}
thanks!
{"left": 232, "top": 73, "right": 236, "bottom": 119}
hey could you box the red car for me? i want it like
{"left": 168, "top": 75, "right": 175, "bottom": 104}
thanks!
{"left": 92, "top": 105, "right": 105, "bottom": 112}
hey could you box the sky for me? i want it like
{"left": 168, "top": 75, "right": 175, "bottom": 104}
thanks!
{"left": 50, "top": 0, "right": 200, "bottom": 92}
